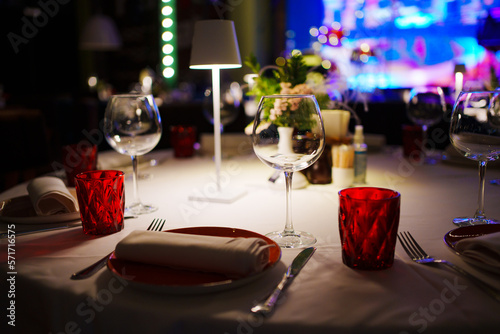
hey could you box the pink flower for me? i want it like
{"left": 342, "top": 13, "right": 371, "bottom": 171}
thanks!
{"left": 291, "top": 83, "right": 313, "bottom": 94}
{"left": 274, "top": 98, "right": 288, "bottom": 112}
{"left": 289, "top": 98, "right": 301, "bottom": 111}
{"left": 280, "top": 82, "right": 292, "bottom": 94}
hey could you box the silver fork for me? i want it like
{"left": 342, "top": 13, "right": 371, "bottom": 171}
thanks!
{"left": 398, "top": 231, "right": 500, "bottom": 303}
{"left": 70, "top": 218, "right": 166, "bottom": 280}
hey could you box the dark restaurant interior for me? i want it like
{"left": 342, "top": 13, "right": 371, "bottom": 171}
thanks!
{"left": 3, "top": 2, "right": 500, "bottom": 333}
{"left": 1, "top": 0, "right": 499, "bottom": 190}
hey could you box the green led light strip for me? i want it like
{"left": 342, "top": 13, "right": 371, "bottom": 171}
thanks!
{"left": 160, "top": 0, "right": 177, "bottom": 85}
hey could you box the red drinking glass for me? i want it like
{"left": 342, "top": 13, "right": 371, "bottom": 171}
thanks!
{"left": 62, "top": 141, "right": 98, "bottom": 187}
{"left": 170, "top": 125, "right": 197, "bottom": 158}
{"left": 338, "top": 187, "right": 401, "bottom": 270}
{"left": 75, "top": 170, "right": 125, "bottom": 235}
{"left": 401, "top": 124, "right": 424, "bottom": 162}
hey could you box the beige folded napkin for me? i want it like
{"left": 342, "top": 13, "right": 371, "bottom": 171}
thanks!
{"left": 115, "top": 230, "right": 272, "bottom": 277}
{"left": 27, "top": 177, "right": 78, "bottom": 216}
{"left": 455, "top": 231, "right": 500, "bottom": 269}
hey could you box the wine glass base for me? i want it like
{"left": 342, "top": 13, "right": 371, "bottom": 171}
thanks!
{"left": 126, "top": 203, "right": 158, "bottom": 215}
{"left": 453, "top": 217, "right": 499, "bottom": 227}
{"left": 266, "top": 230, "right": 316, "bottom": 248}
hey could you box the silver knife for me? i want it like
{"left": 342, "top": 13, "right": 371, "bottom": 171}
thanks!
{"left": 0, "top": 223, "right": 81, "bottom": 238}
{"left": 251, "top": 246, "right": 316, "bottom": 315}
{"left": 70, "top": 251, "right": 113, "bottom": 280}
{"left": 0, "top": 216, "right": 138, "bottom": 239}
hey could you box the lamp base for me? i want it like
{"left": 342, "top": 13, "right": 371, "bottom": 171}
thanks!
{"left": 188, "top": 188, "right": 247, "bottom": 204}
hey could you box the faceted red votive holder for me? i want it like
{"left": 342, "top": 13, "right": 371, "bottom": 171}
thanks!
{"left": 62, "top": 141, "right": 98, "bottom": 187}
{"left": 170, "top": 125, "right": 197, "bottom": 158}
{"left": 75, "top": 170, "right": 125, "bottom": 236}
{"left": 401, "top": 124, "right": 424, "bottom": 162}
{"left": 338, "top": 187, "right": 401, "bottom": 270}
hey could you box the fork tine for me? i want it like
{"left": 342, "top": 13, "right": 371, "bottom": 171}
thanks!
{"left": 147, "top": 218, "right": 158, "bottom": 231}
{"left": 397, "top": 232, "right": 415, "bottom": 259}
{"left": 157, "top": 219, "right": 165, "bottom": 231}
{"left": 405, "top": 232, "right": 428, "bottom": 258}
{"left": 147, "top": 218, "right": 166, "bottom": 231}
{"left": 403, "top": 231, "right": 424, "bottom": 259}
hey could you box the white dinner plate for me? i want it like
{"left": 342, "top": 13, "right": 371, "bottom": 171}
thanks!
{"left": 444, "top": 224, "right": 500, "bottom": 274}
{"left": 107, "top": 226, "right": 282, "bottom": 294}
{"left": 0, "top": 189, "right": 80, "bottom": 224}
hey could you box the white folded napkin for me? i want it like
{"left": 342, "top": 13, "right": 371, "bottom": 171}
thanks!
{"left": 27, "top": 177, "right": 79, "bottom": 216}
{"left": 455, "top": 231, "right": 500, "bottom": 269}
{"left": 115, "top": 230, "right": 273, "bottom": 277}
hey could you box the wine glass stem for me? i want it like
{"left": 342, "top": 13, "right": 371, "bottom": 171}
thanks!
{"left": 284, "top": 171, "right": 294, "bottom": 234}
{"left": 421, "top": 125, "right": 428, "bottom": 155}
{"left": 131, "top": 155, "right": 141, "bottom": 205}
{"left": 475, "top": 161, "right": 487, "bottom": 219}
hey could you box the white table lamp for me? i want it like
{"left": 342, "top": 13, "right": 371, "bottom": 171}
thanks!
{"left": 189, "top": 20, "right": 246, "bottom": 203}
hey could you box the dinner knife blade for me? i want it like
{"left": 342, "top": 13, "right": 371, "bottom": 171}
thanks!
{"left": 288, "top": 246, "right": 316, "bottom": 277}
{"left": 251, "top": 246, "right": 316, "bottom": 315}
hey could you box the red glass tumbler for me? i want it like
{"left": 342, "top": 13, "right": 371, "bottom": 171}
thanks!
{"left": 170, "top": 125, "right": 196, "bottom": 158}
{"left": 75, "top": 170, "right": 125, "bottom": 235}
{"left": 401, "top": 125, "right": 424, "bottom": 162}
{"left": 62, "top": 141, "right": 98, "bottom": 187}
{"left": 338, "top": 187, "right": 401, "bottom": 270}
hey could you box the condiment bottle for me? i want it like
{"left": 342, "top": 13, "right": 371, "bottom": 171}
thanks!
{"left": 353, "top": 125, "right": 367, "bottom": 185}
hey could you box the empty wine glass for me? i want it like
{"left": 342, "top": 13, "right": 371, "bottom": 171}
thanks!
{"left": 203, "top": 82, "right": 242, "bottom": 132}
{"left": 252, "top": 94, "right": 325, "bottom": 248}
{"left": 449, "top": 91, "right": 500, "bottom": 226}
{"left": 407, "top": 86, "right": 447, "bottom": 163}
{"left": 104, "top": 94, "right": 162, "bottom": 215}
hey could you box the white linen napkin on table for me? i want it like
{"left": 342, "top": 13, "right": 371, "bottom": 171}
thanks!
{"left": 27, "top": 177, "right": 78, "bottom": 216}
{"left": 455, "top": 232, "right": 500, "bottom": 269}
{"left": 115, "top": 230, "right": 272, "bottom": 277}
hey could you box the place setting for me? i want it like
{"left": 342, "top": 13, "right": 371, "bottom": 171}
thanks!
{"left": 0, "top": 176, "right": 82, "bottom": 237}
{"left": 440, "top": 90, "right": 500, "bottom": 276}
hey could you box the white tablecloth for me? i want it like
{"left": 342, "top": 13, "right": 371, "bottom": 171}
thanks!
{"left": 1, "top": 148, "right": 500, "bottom": 333}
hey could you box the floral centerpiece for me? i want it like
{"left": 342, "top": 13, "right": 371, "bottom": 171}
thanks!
{"left": 245, "top": 52, "right": 332, "bottom": 132}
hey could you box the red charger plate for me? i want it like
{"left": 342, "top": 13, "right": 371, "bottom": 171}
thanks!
{"left": 107, "top": 226, "right": 282, "bottom": 294}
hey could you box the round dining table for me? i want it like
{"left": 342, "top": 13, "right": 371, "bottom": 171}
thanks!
{"left": 1, "top": 146, "right": 500, "bottom": 334}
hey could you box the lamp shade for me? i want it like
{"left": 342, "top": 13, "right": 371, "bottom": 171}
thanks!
{"left": 190, "top": 20, "right": 241, "bottom": 69}
{"left": 80, "top": 14, "right": 122, "bottom": 51}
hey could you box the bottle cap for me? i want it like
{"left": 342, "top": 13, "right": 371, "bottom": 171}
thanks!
{"left": 354, "top": 125, "right": 364, "bottom": 144}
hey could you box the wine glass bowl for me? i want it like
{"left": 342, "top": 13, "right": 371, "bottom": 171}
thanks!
{"left": 252, "top": 94, "right": 325, "bottom": 248}
{"left": 449, "top": 91, "right": 500, "bottom": 226}
{"left": 203, "top": 82, "right": 242, "bottom": 131}
{"left": 407, "top": 86, "right": 447, "bottom": 163}
{"left": 104, "top": 94, "right": 162, "bottom": 215}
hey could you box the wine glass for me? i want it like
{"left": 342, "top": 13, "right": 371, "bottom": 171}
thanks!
{"left": 252, "top": 94, "right": 325, "bottom": 248}
{"left": 203, "top": 82, "right": 242, "bottom": 132}
{"left": 104, "top": 94, "right": 162, "bottom": 215}
{"left": 407, "top": 86, "right": 447, "bottom": 163}
{"left": 449, "top": 91, "right": 500, "bottom": 226}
